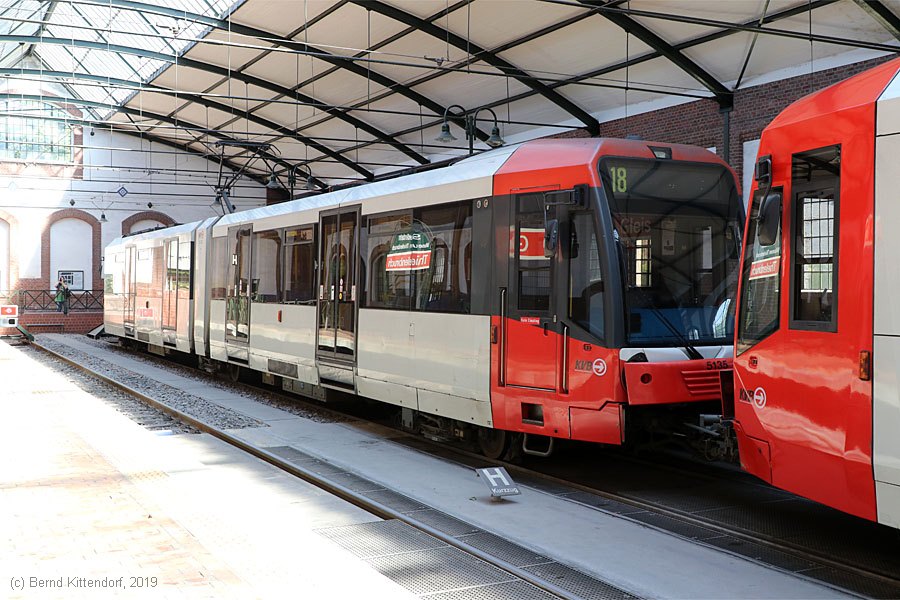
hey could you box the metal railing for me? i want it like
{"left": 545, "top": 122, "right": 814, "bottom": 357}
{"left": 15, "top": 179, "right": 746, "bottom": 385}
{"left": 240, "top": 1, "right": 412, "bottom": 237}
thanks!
{"left": 0, "top": 289, "right": 104, "bottom": 312}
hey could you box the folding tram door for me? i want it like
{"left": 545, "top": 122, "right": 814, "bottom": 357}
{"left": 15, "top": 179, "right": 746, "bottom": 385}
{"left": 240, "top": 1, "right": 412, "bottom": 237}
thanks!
{"left": 123, "top": 246, "right": 136, "bottom": 335}
{"left": 316, "top": 206, "right": 360, "bottom": 388}
{"left": 162, "top": 237, "right": 178, "bottom": 344}
{"left": 225, "top": 225, "right": 252, "bottom": 362}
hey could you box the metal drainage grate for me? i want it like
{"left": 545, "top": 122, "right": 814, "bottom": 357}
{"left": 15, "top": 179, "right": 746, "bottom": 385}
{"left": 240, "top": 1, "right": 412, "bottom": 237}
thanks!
{"left": 365, "top": 545, "right": 517, "bottom": 595}
{"left": 405, "top": 509, "right": 482, "bottom": 537}
{"left": 366, "top": 488, "right": 430, "bottom": 512}
{"left": 455, "top": 532, "right": 551, "bottom": 567}
{"left": 523, "top": 563, "right": 639, "bottom": 600}
{"left": 317, "top": 519, "right": 447, "bottom": 559}
{"left": 421, "top": 580, "right": 559, "bottom": 600}
{"left": 264, "top": 445, "right": 322, "bottom": 464}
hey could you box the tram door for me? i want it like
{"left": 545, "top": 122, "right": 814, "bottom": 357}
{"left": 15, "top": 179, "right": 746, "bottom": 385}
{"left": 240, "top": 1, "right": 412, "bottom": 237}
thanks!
{"left": 317, "top": 208, "right": 359, "bottom": 361}
{"left": 505, "top": 193, "right": 558, "bottom": 391}
{"left": 225, "top": 225, "right": 252, "bottom": 351}
{"left": 124, "top": 246, "right": 136, "bottom": 334}
{"left": 162, "top": 238, "right": 178, "bottom": 335}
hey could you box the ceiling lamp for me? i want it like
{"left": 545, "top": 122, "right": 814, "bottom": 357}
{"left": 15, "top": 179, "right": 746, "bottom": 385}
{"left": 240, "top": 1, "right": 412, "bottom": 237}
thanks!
{"left": 266, "top": 171, "right": 282, "bottom": 189}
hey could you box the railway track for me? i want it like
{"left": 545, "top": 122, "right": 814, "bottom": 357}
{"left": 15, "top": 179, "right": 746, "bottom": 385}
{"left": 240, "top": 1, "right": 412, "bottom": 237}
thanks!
{"left": 27, "top": 336, "right": 638, "bottom": 600}
{"left": 31, "top": 334, "right": 900, "bottom": 599}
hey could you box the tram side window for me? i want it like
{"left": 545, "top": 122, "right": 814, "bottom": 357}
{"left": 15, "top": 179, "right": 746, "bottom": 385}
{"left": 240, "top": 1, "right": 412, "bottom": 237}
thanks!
{"left": 517, "top": 194, "right": 551, "bottom": 311}
{"left": 790, "top": 145, "right": 839, "bottom": 330}
{"left": 283, "top": 226, "right": 315, "bottom": 304}
{"left": 210, "top": 236, "right": 227, "bottom": 300}
{"left": 569, "top": 212, "right": 604, "bottom": 339}
{"left": 251, "top": 230, "right": 282, "bottom": 303}
{"left": 363, "top": 201, "right": 473, "bottom": 313}
{"left": 416, "top": 202, "right": 472, "bottom": 313}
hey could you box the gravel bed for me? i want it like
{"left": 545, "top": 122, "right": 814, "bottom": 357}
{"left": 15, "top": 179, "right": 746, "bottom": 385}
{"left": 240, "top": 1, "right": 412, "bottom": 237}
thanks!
{"left": 68, "top": 335, "right": 353, "bottom": 424}
{"left": 23, "top": 345, "right": 198, "bottom": 435}
{"left": 35, "top": 336, "right": 267, "bottom": 431}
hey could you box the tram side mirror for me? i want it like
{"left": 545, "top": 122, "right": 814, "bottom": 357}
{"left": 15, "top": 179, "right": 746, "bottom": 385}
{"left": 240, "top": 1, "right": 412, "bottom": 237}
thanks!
{"left": 757, "top": 192, "right": 781, "bottom": 247}
{"left": 754, "top": 155, "right": 772, "bottom": 186}
{"left": 544, "top": 218, "right": 559, "bottom": 257}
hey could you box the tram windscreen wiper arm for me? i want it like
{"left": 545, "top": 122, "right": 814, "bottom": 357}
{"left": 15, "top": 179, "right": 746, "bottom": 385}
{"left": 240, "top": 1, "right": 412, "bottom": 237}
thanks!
{"left": 646, "top": 304, "right": 704, "bottom": 361}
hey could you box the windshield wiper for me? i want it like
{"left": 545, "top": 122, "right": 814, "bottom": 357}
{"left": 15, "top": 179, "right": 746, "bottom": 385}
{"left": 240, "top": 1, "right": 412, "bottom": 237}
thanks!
{"left": 646, "top": 304, "right": 704, "bottom": 360}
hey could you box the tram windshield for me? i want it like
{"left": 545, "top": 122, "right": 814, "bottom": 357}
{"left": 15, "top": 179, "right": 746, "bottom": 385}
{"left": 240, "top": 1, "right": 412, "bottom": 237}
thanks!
{"left": 600, "top": 158, "right": 742, "bottom": 347}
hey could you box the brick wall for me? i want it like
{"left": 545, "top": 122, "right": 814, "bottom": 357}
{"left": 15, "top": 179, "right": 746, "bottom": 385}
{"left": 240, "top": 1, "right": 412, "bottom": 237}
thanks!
{"left": 0, "top": 311, "right": 103, "bottom": 336}
{"left": 553, "top": 55, "right": 895, "bottom": 183}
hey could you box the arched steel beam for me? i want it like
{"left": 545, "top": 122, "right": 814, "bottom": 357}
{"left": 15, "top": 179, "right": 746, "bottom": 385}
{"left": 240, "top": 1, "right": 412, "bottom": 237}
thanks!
{"left": 578, "top": 0, "right": 733, "bottom": 108}
{"left": 0, "top": 92, "right": 334, "bottom": 188}
{"left": 70, "top": 0, "right": 488, "bottom": 141}
{"left": 0, "top": 35, "right": 420, "bottom": 169}
{"left": 350, "top": 0, "right": 601, "bottom": 135}
{"left": 852, "top": 0, "right": 900, "bottom": 42}
{"left": 0, "top": 65, "right": 373, "bottom": 180}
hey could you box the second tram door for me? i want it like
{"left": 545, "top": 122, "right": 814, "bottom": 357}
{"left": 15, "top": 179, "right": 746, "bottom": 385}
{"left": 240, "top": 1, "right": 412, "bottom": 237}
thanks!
{"left": 225, "top": 225, "right": 252, "bottom": 361}
{"left": 123, "top": 246, "right": 136, "bottom": 336}
{"left": 316, "top": 208, "right": 359, "bottom": 380}
{"left": 162, "top": 238, "right": 178, "bottom": 344}
{"left": 505, "top": 193, "right": 558, "bottom": 391}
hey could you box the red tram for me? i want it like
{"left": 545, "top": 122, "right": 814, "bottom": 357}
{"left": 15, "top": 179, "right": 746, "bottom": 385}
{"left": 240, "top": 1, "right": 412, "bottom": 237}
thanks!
{"left": 105, "top": 138, "right": 742, "bottom": 460}
{"left": 732, "top": 57, "right": 900, "bottom": 527}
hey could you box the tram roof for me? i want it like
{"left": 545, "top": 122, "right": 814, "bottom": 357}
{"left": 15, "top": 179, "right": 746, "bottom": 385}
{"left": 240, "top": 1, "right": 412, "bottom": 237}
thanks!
{"left": 768, "top": 56, "right": 900, "bottom": 129}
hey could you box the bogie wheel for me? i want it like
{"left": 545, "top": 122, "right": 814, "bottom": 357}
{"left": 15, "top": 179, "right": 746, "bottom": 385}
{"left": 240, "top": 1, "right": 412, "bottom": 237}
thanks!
{"left": 225, "top": 363, "right": 241, "bottom": 383}
{"left": 477, "top": 427, "right": 509, "bottom": 460}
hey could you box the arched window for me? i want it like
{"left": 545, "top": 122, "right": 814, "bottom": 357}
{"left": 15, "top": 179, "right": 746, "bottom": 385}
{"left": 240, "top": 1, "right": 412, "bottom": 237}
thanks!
{"left": 0, "top": 99, "right": 74, "bottom": 162}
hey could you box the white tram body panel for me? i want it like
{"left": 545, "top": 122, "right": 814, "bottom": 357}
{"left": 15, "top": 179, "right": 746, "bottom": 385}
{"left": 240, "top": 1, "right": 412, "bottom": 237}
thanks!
{"left": 105, "top": 222, "right": 201, "bottom": 354}
{"left": 872, "top": 70, "right": 900, "bottom": 527}
{"left": 203, "top": 147, "right": 514, "bottom": 421}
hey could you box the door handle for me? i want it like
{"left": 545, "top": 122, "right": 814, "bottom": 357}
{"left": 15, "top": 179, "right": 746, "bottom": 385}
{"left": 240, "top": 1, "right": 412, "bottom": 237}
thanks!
{"left": 561, "top": 324, "right": 569, "bottom": 393}
{"left": 499, "top": 288, "right": 507, "bottom": 387}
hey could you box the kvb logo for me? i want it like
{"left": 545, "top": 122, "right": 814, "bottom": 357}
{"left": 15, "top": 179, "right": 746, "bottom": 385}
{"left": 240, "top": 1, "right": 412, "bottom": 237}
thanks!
{"left": 752, "top": 387, "right": 767, "bottom": 409}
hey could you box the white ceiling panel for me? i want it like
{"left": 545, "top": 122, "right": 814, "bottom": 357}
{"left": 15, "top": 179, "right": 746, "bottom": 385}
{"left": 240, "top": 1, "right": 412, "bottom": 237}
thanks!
{"left": 231, "top": 0, "right": 340, "bottom": 37}
{"left": 443, "top": 0, "right": 587, "bottom": 50}
{"left": 252, "top": 100, "right": 320, "bottom": 129}
{"left": 359, "top": 94, "right": 439, "bottom": 132}
{"left": 242, "top": 48, "right": 310, "bottom": 89}
{"left": 410, "top": 65, "right": 527, "bottom": 111}
{"left": 295, "top": 68, "right": 390, "bottom": 108}
{"left": 152, "top": 64, "right": 226, "bottom": 93}
{"left": 303, "top": 3, "right": 410, "bottom": 57}
{"left": 677, "top": 31, "right": 758, "bottom": 86}
{"left": 184, "top": 30, "right": 270, "bottom": 69}
{"left": 126, "top": 91, "right": 182, "bottom": 115}
{"left": 498, "top": 15, "right": 653, "bottom": 82}
{"left": 371, "top": 29, "right": 470, "bottom": 82}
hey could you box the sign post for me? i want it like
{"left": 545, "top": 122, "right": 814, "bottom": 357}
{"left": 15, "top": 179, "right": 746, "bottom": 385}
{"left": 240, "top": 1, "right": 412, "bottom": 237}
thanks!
{"left": 475, "top": 466, "right": 521, "bottom": 502}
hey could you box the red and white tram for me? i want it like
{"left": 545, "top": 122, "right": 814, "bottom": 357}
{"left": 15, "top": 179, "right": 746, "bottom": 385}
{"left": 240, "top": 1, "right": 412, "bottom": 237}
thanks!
{"left": 105, "top": 138, "right": 742, "bottom": 458}
{"left": 732, "top": 57, "right": 900, "bottom": 527}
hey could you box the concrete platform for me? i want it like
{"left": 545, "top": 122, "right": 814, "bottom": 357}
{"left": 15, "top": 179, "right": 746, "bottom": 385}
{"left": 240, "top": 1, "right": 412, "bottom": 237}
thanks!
{"left": 0, "top": 340, "right": 416, "bottom": 599}
{"left": 13, "top": 334, "right": 854, "bottom": 599}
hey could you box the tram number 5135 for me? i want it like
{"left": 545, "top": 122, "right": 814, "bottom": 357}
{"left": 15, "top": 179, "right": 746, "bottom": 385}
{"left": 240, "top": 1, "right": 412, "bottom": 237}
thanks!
{"left": 706, "top": 360, "right": 729, "bottom": 370}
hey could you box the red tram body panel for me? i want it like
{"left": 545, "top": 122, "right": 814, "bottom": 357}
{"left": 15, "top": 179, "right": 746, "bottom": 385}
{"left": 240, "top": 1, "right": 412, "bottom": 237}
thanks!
{"left": 733, "top": 57, "right": 900, "bottom": 526}
{"left": 488, "top": 139, "right": 741, "bottom": 447}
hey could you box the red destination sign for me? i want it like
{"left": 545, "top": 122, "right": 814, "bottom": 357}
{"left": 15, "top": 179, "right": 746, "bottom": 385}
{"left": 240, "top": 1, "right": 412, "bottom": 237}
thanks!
{"left": 748, "top": 257, "right": 780, "bottom": 280}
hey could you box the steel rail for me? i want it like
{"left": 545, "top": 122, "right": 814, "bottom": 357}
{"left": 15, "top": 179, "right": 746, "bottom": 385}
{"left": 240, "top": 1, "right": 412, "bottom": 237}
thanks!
{"left": 29, "top": 339, "right": 586, "bottom": 600}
